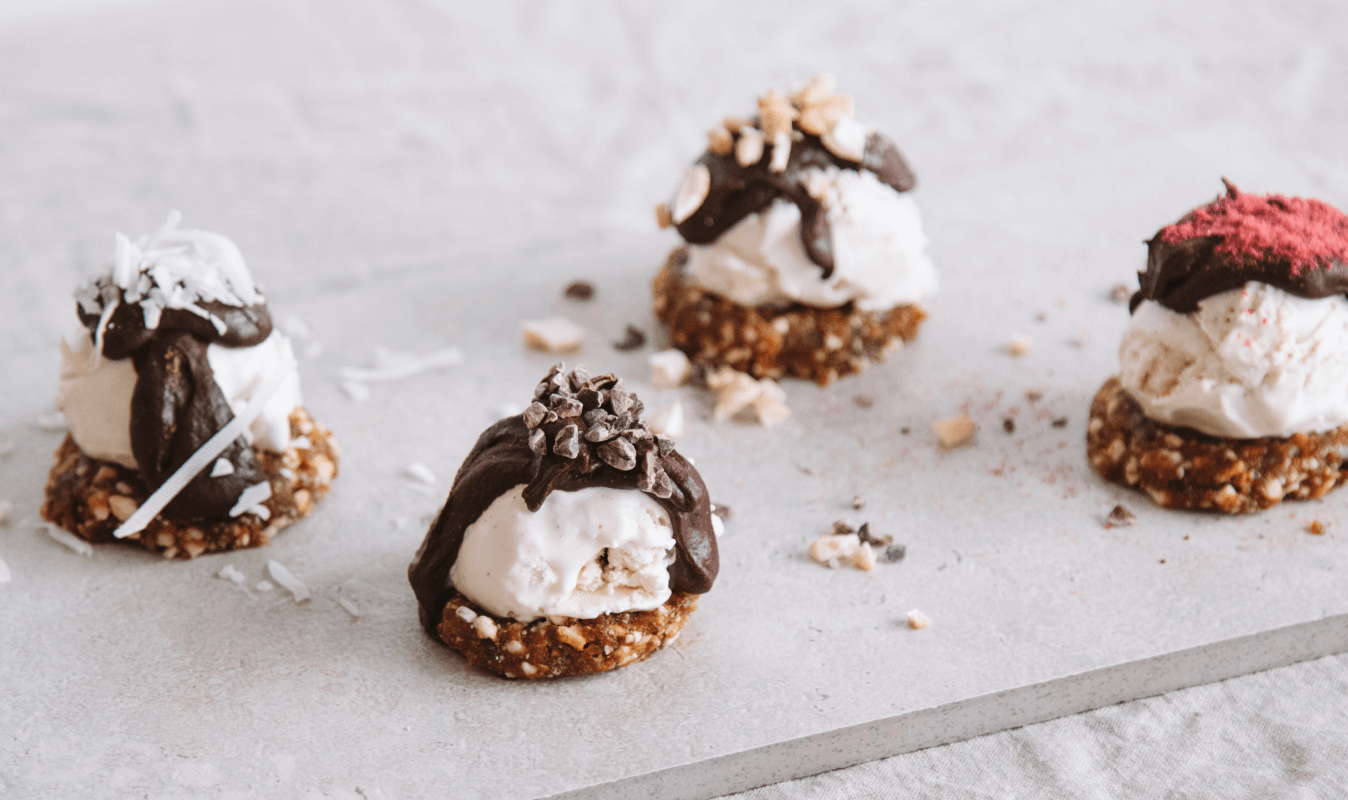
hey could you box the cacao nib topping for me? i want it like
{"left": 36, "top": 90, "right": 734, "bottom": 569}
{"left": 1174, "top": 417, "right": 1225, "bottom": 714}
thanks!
{"left": 407, "top": 363, "right": 719, "bottom": 635}
{"left": 1133, "top": 180, "right": 1348, "bottom": 313}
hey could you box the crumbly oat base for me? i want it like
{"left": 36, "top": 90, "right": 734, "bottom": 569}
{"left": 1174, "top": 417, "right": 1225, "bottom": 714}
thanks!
{"left": 40, "top": 407, "right": 339, "bottom": 558}
{"left": 1087, "top": 377, "right": 1348, "bottom": 514}
{"left": 652, "top": 248, "right": 926, "bottom": 386}
{"left": 437, "top": 590, "right": 697, "bottom": 680}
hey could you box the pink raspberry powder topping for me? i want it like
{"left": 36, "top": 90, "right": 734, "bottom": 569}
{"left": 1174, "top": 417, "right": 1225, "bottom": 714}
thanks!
{"left": 1161, "top": 180, "right": 1348, "bottom": 276}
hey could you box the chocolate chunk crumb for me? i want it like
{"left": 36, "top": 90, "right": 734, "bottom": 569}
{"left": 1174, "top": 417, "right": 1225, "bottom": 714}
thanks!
{"left": 1110, "top": 284, "right": 1132, "bottom": 303}
{"left": 851, "top": 494, "right": 866, "bottom": 510}
{"left": 711, "top": 504, "right": 733, "bottom": 521}
{"left": 881, "top": 543, "right": 907, "bottom": 563}
{"left": 564, "top": 281, "right": 595, "bottom": 300}
{"left": 1159, "top": 559, "right": 1167, "bottom": 564}
{"left": 857, "top": 522, "right": 892, "bottom": 548}
{"left": 853, "top": 394, "right": 875, "bottom": 409}
{"left": 1106, "top": 504, "right": 1137, "bottom": 528}
{"left": 1002, "top": 418, "right": 1015, "bottom": 433}
{"left": 1309, "top": 520, "right": 1329, "bottom": 535}
{"left": 1051, "top": 417, "right": 1068, "bottom": 428}
{"left": 612, "top": 325, "right": 647, "bottom": 352}
{"left": 900, "top": 427, "right": 911, "bottom": 435}
{"left": 831, "top": 520, "right": 855, "bottom": 536}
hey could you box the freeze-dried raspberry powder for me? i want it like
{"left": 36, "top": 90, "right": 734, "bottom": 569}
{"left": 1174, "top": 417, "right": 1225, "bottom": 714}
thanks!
{"left": 1161, "top": 180, "right": 1348, "bottom": 276}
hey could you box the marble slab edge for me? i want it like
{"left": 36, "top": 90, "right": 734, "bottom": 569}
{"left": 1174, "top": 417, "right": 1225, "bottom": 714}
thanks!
{"left": 546, "top": 612, "right": 1348, "bottom": 800}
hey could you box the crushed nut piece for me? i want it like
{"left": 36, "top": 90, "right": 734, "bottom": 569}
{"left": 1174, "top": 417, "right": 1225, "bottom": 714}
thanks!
{"left": 757, "top": 88, "right": 798, "bottom": 141}
{"left": 613, "top": 324, "right": 647, "bottom": 351}
{"left": 649, "top": 348, "right": 692, "bottom": 389}
{"left": 933, "top": 414, "right": 977, "bottom": 449}
{"left": 857, "top": 522, "right": 892, "bottom": 548}
{"left": 735, "top": 126, "right": 765, "bottom": 167}
{"left": 1110, "top": 284, "right": 1133, "bottom": 303}
{"left": 809, "top": 533, "right": 861, "bottom": 568}
{"left": 1007, "top": 335, "right": 1032, "bottom": 357}
{"left": 671, "top": 164, "right": 712, "bottom": 224}
{"left": 471, "top": 615, "right": 498, "bottom": 641}
{"left": 852, "top": 494, "right": 866, "bottom": 510}
{"left": 906, "top": 609, "right": 931, "bottom": 630}
{"left": 523, "top": 317, "right": 584, "bottom": 354}
{"left": 851, "top": 543, "right": 876, "bottom": 571}
{"left": 1052, "top": 417, "right": 1069, "bottom": 428}
{"left": 1309, "top": 520, "right": 1329, "bottom": 535}
{"left": 1106, "top": 504, "right": 1137, "bottom": 528}
{"left": 832, "top": 520, "right": 855, "bottom": 536}
{"left": 853, "top": 394, "right": 875, "bottom": 409}
{"left": 655, "top": 203, "right": 673, "bottom": 229}
{"left": 707, "top": 125, "right": 734, "bottom": 155}
{"left": 556, "top": 625, "right": 587, "bottom": 651}
{"left": 1026, "top": 390, "right": 1043, "bottom": 403}
{"left": 108, "top": 495, "right": 138, "bottom": 522}
{"left": 706, "top": 366, "right": 789, "bottom": 426}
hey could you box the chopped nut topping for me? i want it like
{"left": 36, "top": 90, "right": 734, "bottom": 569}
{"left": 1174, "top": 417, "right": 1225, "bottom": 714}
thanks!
{"left": 820, "top": 113, "right": 867, "bottom": 161}
{"left": 798, "top": 93, "right": 854, "bottom": 137}
{"left": 722, "top": 116, "right": 747, "bottom": 134}
{"left": 767, "top": 130, "right": 792, "bottom": 173}
{"left": 757, "top": 88, "right": 798, "bottom": 142}
{"left": 707, "top": 125, "right": 734, "bottom": 155}
{"left": 556, "top": 625, "right": 587, "bottom": 651}
{"left": 735, "top": 126, "right": 765, "bottom": 167}
{"left": 906, "top": 609, "right": 931, "bottom": 630}
{"left": 932, "top": 414, "right": 977, "bottom": 449}
{"left": 790, "top": 73, "right": 837, "bottom": 107}
{"left": 671, "top": 164, "right": 712, "bottom": 224}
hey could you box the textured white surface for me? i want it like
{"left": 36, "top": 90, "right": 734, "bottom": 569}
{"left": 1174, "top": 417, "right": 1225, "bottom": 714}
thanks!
{"left": 1, "top": 1, "right": 1348, "bottom": 799}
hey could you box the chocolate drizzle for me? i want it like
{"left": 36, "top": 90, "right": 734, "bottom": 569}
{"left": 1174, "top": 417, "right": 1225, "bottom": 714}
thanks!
{"left": 408, "top": 364, "right": 720, "bottom": 634}
{"left": 1133, "top": 182, "right": 1348, "bottom": 313}
{"left": 675, "top": 131, "right": 915, "bottom": 279}
{"left": 77, "top": 279, "right": 273, "bottom": 519}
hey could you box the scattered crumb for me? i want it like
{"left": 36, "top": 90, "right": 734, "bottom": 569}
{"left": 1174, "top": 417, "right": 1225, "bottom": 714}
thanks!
{"left": 256, "top": 581, "right": 274, "bottom": 592}
{"left": 832, "top": 520, "right": 855, "bottom": 536}
{"left": 267, "top": 559, "right": 310, "bottom": 603}
{"left": 852, "top": 494, "right": 866, "bottom": 510}
{"left": 1309, "top": 520, "right": 1329, "bottom": 535}
{"left": 403, "top": 462, "right": 437, "bottom": 486}
{"left": 1007, "top": 335, "right": 1032, "bottom": 357}
{"left": 340, "top": 380, "right": 371, "bottom": 402}
{"left": 36, "top": 412, "right": 67, "bottom": 432}
{"left": 808, "top": 533, "right": 870, "bottom": 570}
{"left": 338, "top": 597, "right": 361, "bottom": 618}
{"left": 1110, "top": 284, "right": 1133, "bottom": 303}
{"left": 706, "top": 366, "right": 790, "bottom": 426}
{"left": 1002, "top": 418, "right": 1015, "bottom": 434}
{"left": 340, "top": 346, "right": 463, "bottom": 383}
{"left": 649, "top": 349, "right": 692, "bottom": 389}
{"left": 1159, "top": 559, "right": 1167, "bottom": 564}
{"left": 900, "top": 427, "right": 911, "bottom": 435}
{"left": 853, "top": 394, "right": 875, "bottom": 409}
{"left": 1035, "top": 312, "right": 1047, "bottom": 323}
{"left": 711, "top": 503, "right": 733, "bottom": 521}
{"left": 1106, "top": 504, "right": 1137, "bottom": 528}
{"left": 43, "top": 523, "right": 92, "bottom": 556}
{"left": 1070, "top": 331, "right": 1090, "bottom": 348}
{"left": 1026, "top": 390, "right": 1043, "bottom": 403}
{"left": 523, "top": 318, "right": 584, "bottom": 354}
{"left": 1052, "top": 417, "right": 1069, "bottom": 428}
{"left": 612, "top": 324, "right": 647, "bottom": 351}
{"left": 907, "top": 609, "right": 931, "bottom": 630}
{"left": 0, "top": 500, "right": 12, "bottom": 525}
{"left": 655, "top": 202, "right": 673, "bottom": 229}
{"left": 856, "top": 522, "right": 892, "bottom": 548}
{"left": 649, "top": 400, "right": 686, "bottom": 438}
{"left": 0, "top": 556, "right": 10, "bottom": 584}
{"left": 881, "top": 543, "right": 907, "bottom": 564}
{"left": 564, "top": 281, "right": 595, "bottom": 300}
{"left": 933, "top": 414, "right": 977, "bottom": 449}
{"left": 216, "top": 564, "right": 247, "bottom": 585}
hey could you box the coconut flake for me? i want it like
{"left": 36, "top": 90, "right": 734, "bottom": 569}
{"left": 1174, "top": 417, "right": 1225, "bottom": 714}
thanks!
{"left": 340, "top": 380, "right": 371, "bottom": 402}
{"left": 337, "top": 597, "right": 361, "bottom": 618}
{"left": 210, "top": 459, "right": 235, "bottom": 477}
{"left": 216, "top": 564, "right": 247, "bottom": 585}
{"left": 114, "top": 361, "right": 291, "bottom": 538}
{"left": 43, "top": 524, "right": 93, "bottom": 557}
{"left": 339, "top": 346, "right": 463, "bottom": 383}
{"left": 35, "top": 412, "right": 67, "bottom": 432}
{"left": 256, "top": 580, "right": 274, "bottom": 592}
{"left": 228, "top": 481, "right": 272, "bottom": 518}
{"left": 404, "top": 462, "right": 436, "bottom": 486}
{"left": 267, "top": 559, "right": 310, "bottom": 602}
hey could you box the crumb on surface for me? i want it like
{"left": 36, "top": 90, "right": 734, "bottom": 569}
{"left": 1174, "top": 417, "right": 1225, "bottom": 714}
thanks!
{"left": 907, "top": 609, "right": 931, "bottom": 629}
{"left": 1309, "top": 520, "right": 1329, "bottom": 535}
{"left": 1106, "top": 504, "right": 1137, "bottom": 528}
{"left": 564, "top": 281, "right": 595, "bottom": 300}
{"left": 612, "top": 324, "right": 647, "bottom": 352}
{"left": 852, "top": 494, "right": 866, "bottom": 510}
{"left": 1003, "top": 418, "right": 1015, "bottom": 434}
{"left": 1007, "top": 335, "right": 1032, "bottom": 357}
{"left": 1110, "top": 284, "right": 1133, "bottom": 303}
{"left": 933, "top": 415, "right": 977, "bottom": 449}
{"left": 522, "top": 317, "right": 584, "bottom": 354}
{"left": 853, "top": 394, "right": 875, "bottom": 409}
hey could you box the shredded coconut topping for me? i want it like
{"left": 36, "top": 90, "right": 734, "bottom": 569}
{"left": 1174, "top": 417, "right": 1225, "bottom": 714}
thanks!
{"left": 77, "top": 210, "right": 265, "bottom": 338}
